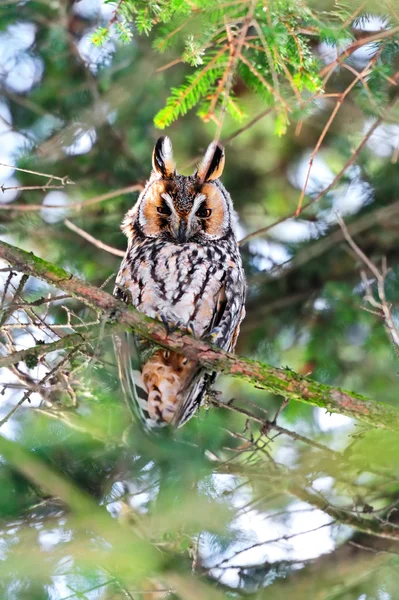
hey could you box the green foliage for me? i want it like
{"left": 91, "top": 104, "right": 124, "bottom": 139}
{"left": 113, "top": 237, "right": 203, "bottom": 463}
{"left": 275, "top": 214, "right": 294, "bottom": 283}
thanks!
{"left": 3, "top": 0, "right": 399, "bottom": 598}
{"left": 91, "top": 27, "right": 110, "bottom": 47}
{"left": 88, "top": 0, "right": 399, "bottom": 133}
{"left": 154, "top": 53, "right": 225, "bottom": 128}
{"left": 114, "top": 20, "right": 134, "bottom": 43}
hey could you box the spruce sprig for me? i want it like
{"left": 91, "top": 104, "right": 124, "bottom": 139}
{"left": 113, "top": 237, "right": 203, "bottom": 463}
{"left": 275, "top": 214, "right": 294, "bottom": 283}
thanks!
{"left": 91, "top": 0, "right": 399, "bottom": 131}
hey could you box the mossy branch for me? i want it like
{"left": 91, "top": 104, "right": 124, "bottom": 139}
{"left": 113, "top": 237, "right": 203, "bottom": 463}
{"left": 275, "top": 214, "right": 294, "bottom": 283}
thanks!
{"left": 1, "top": 240, "right": 398, "bottom": 430}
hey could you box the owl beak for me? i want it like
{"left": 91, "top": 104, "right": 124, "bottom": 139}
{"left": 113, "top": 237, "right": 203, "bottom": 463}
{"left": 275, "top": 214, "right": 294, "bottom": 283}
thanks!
{"left": 177, "top": 219, "right": 188, "bottom": 243}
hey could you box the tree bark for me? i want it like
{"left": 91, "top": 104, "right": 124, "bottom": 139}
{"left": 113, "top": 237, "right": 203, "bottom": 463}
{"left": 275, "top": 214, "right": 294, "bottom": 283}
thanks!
{"left": 1, "top": 239, "right": 399, "bottom": 430}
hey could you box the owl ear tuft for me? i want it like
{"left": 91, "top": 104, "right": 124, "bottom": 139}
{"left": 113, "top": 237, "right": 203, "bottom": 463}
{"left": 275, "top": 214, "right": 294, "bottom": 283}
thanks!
{"left": 196, "top": 142, "right": 225, "bottom": 183}
{"left": 152, "top": 136, "right": 176, "bottom": 178}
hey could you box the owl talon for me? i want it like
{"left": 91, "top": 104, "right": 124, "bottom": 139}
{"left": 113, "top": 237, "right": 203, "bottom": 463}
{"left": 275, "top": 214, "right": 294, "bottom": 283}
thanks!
{"left": 159, "top": 313, "right": 181, "bottom": 335}
{"left": 205, "top": 326, "right": 222, "bottom": 343}
{"left": 114, "top": 283, "right": 133, "bottom": 305}
{"left": 107, "top": 306, "right": 123, "bottom": 323}
{"left": 187, "top": 321, "right": 197, "bottom": 337}
{"left": 170, "top": 321, "right": 182, "bottom": 333}
{"left": 206, "top": 388, "right": 222, "bottom": 401}
{"left": 159, "top": 313, "right": 169, "bottom": 332}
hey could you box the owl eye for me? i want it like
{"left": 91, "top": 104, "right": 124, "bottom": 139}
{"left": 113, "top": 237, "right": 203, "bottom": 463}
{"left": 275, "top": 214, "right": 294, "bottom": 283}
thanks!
{"left": 157, "top": 205, "right": 171, "bottom": 216}
{"left": 196, "top": 206, "right": 212, "bottom": 219}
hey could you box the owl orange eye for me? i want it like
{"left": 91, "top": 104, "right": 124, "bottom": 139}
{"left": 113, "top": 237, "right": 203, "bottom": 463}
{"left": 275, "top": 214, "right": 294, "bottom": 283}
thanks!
{"left": 196, "top": 206, "right": 212, "bottom": 219}
{"left": 157, "top": 205, "right": 171, "bottom": 216}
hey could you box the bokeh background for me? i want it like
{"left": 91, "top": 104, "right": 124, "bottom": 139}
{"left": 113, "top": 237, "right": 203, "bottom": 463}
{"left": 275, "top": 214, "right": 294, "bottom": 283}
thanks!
{"left": 1, "top": 1, "right": 399, "bottom": 598}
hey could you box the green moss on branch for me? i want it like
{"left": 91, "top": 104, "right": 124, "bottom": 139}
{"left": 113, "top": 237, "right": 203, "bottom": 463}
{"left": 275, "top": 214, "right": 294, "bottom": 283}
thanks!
{"left": 1, "top": 240, "right": 398, "bottom": 430}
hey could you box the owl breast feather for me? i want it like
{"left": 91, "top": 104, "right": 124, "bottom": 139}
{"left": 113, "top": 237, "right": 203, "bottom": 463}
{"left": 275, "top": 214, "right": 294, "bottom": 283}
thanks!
{"left": 123, "top": 241, "right": 228, "bottom": 336}
{"left": 114, "top": 235, "right": 244, "bottom": 428}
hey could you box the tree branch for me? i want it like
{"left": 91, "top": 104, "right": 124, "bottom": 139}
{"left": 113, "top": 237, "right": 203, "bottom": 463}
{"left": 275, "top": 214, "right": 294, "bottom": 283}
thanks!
{"left": 1, "top": 239, "right": 398, "bottom": 430}
{"left": 64, "top": 219, "right": 125, "bottom": 257}
{"left": 0, "top": 325, "right": 125, "bottom": 369}
{"left": 0, "top": 433, "right": 165, "bottom": 578}
{"left": 291, "top": 485, "right": 399, "bottom": 542}
{"left": 0, "top": 184, "right": 143, "bottom": 212}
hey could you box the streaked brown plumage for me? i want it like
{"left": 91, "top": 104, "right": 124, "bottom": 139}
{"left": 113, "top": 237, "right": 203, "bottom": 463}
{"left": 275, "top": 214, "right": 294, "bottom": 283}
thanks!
{"left": 114, "top": 137, "right": 246, "bottom": 429}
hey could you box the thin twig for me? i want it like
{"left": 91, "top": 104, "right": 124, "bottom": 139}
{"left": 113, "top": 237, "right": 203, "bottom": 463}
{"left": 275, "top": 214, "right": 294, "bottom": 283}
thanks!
{"left": 0, "top": 325, "right": 118, "bottom": 369}
{"left": 1, "top": 184, "right": 68, "bottom": 193}
{"left": 210, "top": 0, "right": 257, "bottom": 141}
{"left": 64, "top": 219, "right": 125, "bottom": 257}
{"left": 319, "top": 24, "right": 399, "bottom": 78}
{"left": 1, "top": 239, "right": 398, "bottom": 429}
{"left": 295, "top": 60, "right": 374, "bottom": 215}
{"left": 239, "top": 96, "right": 398, "bottom": 246}
{"left": 210, "top": 521, "right": 335, "bottom": 569}
{"left": 0, "top": 349, "right": 79, "bottom": 428}
{"left": 337, "top": 213, "right": 399, "bottom": 349}
{"left": 0, "top": 184, "right": 143, "bottom": 212}
{"left": 0, "top": 162, "right": 74, "bottom": 184}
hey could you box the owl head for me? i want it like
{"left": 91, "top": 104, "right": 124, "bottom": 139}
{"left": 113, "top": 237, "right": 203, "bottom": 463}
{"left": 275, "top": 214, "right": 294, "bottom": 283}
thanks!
{"left": 122, "top": 137, "right": 236, "bottom": 244}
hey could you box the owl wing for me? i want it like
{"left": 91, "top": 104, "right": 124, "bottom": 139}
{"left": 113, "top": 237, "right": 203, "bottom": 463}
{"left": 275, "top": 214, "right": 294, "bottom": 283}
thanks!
{"left": 175, "top": 265, "right": 246, "bottom": 426}
{"left": 113, "top": 259, "right": 165, "bottom": 432}
{"left": 114, "top": 260, "right": 205, "bottom": 431}
{"left": 207, "top": 264, "right": 246, "bottom": 351}
{"left": 113, "top": 330, "right": 163, "bottom": 432}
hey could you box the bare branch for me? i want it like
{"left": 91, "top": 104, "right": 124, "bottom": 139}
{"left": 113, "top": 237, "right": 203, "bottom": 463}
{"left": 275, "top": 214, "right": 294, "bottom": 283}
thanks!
{"left": 0, "top": 183, "right": 143, "bottom": 212}
{"left": 64, "top": 219, "right": 125, "bottom": 257}
{"left": 0, "top": 162, "right": 74, "bottom": 185}
{"left": 0, "top": 239, "right": 398, "bottom": 430}
{"left": 292, "top": 485, "right": 399, "bottom": 542}
{"left": 295, "top": 61, "right": 372, "bottom": 215}
{"left": 337, "top": 213, "right": 399, "bottom": 349}
{"left": 0, "top": 325, "right": 122, "bottom": 369}
{"left": 0, "top": 349, "right": 79, "bottom": 428}
{"left": 319, "top": 24, "right": 399, "bottom": 79}
{"left": 239, "top": 96, "right": 398, "bottom": 246}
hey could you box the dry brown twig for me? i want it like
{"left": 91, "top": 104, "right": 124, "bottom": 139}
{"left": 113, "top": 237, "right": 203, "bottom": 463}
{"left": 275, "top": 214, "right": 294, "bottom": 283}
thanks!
{"left": 0, "top": 349, "right": 79, "bottom": 429}
{"left": 0, "top": 271, "right": 112, "bottom": 425}
{"left": 0, "top": 183, "right": 143, "bottom": 212}
{"left": 295, "top": 57, "right": 380, "bottom": 216}
{"left": 0, "top": 162, "right": 75, "bottom": 198}
{"left": 206, "top": 0, "right": 257, "bottom": 140}
{"left": 1, "top": 238, "right": 398, "bottom": 430}
{"left": 64, "top": 219, "right": 125, "bottom": 258}
{"left": 0, "top": 162, "right": 74, "bottom": 186}
{"left": 239, "top": 94, "right": 399, "bottom": 246}
{"left": 319, "top": 24, "right": 399, "bottom": 80}
{"left": 337, "top": 213, "right": 399, "bottom": 352}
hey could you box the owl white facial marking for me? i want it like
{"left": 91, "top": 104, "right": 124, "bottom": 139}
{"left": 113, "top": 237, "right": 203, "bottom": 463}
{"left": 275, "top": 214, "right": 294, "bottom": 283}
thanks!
{"left": 160, "top": 192, "right": 175, "bottom": 213}
{"left": 192, "top": 194, "right": 207, "bottom": 214}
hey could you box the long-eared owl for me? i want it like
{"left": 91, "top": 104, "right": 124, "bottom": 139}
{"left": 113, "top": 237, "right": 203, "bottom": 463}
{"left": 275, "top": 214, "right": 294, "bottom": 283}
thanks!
{"left": 114, "top": 137, "right": 246, "bottom": 430}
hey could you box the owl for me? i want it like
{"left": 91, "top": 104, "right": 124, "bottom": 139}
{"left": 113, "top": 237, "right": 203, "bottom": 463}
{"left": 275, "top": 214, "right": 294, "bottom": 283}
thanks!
{"left": 114, "top": 137, "right": 246, "bottom": 430}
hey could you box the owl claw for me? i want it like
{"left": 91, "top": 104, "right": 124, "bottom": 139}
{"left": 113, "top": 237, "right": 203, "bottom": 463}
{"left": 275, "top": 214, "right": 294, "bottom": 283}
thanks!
{"left": 159, "top": 313, "right": 169, "bottom": 331}
{"left": 205, "top": 326, "right": 222, "bottom": 343}
{"left": 106, "top": 306, "right": 123, "bottom": 323}
{"left": 159, "top": 313, "right": 181, "bottom": 335}
{"left": 169, "top": 321, "right": 182, "bottom": 334}
{"left": 187, "top": 321, "right": 197, "bottom": 337}
{"left": 206, "top": 388, "right": 222, "bottom": 401}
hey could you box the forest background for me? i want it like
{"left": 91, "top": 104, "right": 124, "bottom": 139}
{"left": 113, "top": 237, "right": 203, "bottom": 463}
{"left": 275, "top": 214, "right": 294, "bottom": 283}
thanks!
{"left": 1, "top": 0, "right": 399, "bottom": 598}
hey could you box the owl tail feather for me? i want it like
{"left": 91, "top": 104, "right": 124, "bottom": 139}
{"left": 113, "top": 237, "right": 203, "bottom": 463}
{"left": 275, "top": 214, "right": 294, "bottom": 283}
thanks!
{"left": 114, "top": 331, "right": 210, "bottom": 430}
{"left": 174, "top": 371, "right": 212, "bottom": 427}
{"left": 114, "top": 331, "right": 165, "bottom": 431}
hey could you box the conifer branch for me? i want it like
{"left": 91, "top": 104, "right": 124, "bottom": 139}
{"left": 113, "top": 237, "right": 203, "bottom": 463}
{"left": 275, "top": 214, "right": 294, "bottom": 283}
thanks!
{"left": 1, "top": 240, "right": 398, "bottom": 430}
